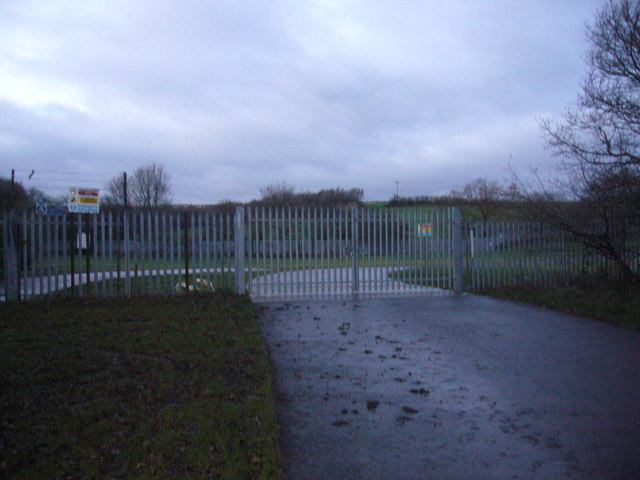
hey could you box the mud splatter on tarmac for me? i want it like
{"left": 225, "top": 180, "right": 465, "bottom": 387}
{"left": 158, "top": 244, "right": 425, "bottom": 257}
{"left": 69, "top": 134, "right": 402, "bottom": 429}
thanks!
{"left": 259, "top": 295, "right": 640, "bottom": 480}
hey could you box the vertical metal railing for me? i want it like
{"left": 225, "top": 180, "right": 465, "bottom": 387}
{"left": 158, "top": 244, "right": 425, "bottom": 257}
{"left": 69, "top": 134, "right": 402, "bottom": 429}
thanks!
{"left": 234, "top": 207, "right": 245, "bottom": 294}
{"left": 241, "top": 206, "right": 459, "bottom": 298}
{"left": 4, "top": 207, "right": 635, "bottom": 301}
{"left": 460, "top": 217, "right": 640, "bottom": 292}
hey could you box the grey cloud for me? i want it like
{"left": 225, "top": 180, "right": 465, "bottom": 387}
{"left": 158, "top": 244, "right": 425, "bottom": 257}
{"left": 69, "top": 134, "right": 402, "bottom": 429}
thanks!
{"left": 0, "top": 0, "right": 606, "bottom": 203}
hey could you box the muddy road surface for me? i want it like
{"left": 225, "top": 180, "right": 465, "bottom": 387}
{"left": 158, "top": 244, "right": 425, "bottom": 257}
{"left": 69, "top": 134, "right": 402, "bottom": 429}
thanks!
{"left": 258, "top": 294, "right": 640, "bottom": 480}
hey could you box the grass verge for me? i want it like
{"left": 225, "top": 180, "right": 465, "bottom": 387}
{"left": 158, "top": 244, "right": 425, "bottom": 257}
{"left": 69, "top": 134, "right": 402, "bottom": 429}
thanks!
{"left": 482, "top": 279, "right": 640, "bottom": 331}
{"left": 58, "top": 273, "right": 235, "bottom": 297}
{"left": 391, "top": 266, "right": 640, "bottom": 331}
{"left": 0, "top": 294, "right": 282, "bottom": 479}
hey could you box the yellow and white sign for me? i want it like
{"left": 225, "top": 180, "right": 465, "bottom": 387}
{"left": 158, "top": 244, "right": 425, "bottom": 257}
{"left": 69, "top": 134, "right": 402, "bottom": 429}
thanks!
{"left": 68, "top": 187, "right": 100, "bottom": 214}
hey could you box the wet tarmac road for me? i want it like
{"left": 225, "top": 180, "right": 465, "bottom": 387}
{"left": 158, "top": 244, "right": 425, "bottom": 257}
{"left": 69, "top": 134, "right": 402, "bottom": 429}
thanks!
{"left": 257, "top": 294, "right": 640, "bottom": 480}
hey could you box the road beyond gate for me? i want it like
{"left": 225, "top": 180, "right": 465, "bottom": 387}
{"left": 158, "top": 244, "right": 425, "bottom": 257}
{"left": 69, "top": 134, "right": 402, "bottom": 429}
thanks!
{"left": 258, "top": 294, "right": 640, "bottom": 480}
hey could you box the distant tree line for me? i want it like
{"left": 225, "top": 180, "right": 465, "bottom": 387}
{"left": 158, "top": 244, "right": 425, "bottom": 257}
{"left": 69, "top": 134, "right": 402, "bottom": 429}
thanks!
{"left": 0, "top": 177, "right": 65, "bottom": 212}
{"left": 248, "top": 182, "right": 364, "bottom": 209}
{"left": 0, "top": 178, "right": 32, "bottom": 211}
{"left": 387, "top": 178, "right": 521, "bottom": 220}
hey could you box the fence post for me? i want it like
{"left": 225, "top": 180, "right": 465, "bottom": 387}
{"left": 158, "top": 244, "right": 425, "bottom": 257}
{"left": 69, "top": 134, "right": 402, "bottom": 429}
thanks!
{"left": 3, "top": 211, "right": 20, "bottom": 301}
{"left": 234, "top": 206, "right": 245, "bottom": 294}
{"left": 183, "top": 212, "right": 190, "bottom": 292}
{"left": 452, "top": 207, "right": 464, "bottom": 293}
{"left": 352, "top": 207, "right": 359, "bottom": 293}
{"left": 123, "top": 210, "right": 130, "bottom": 295}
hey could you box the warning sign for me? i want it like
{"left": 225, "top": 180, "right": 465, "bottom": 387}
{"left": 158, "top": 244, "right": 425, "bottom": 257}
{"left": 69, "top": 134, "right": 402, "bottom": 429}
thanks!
{"left": 68, "top": 187, "right": 100, "bottom": 214}
{"left": 417, "top": 223, "right": 433, "bottom": 237}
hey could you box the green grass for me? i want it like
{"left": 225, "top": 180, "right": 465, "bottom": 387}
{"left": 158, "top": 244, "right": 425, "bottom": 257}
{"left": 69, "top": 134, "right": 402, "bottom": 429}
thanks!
{"left": 60, "top": 272, "right": 236, "bottom": 297}
{"left": 395, "top": 258, "right": 619, "bottom": 291}
{"left": 19, "top": 254, "right": 236, "bottom": 277}
{"left": 0, "top": 294, "right": 283, "bottom": 480}
{"left": 391, "top": 265, "right": 640, "bottom": 331}
{"left": 482, "top": 279, "right": 640, "bottom": 331}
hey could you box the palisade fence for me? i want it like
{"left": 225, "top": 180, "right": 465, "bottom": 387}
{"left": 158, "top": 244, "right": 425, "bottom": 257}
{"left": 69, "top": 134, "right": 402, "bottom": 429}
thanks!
{"left": 1, "top": 206, "right": 638, "bottom": 301}
{"left": 1, "top": 209, "right": 239, "bottom": 300}
{"left": 463, "top": 219, "right": 640, "bottom": 290}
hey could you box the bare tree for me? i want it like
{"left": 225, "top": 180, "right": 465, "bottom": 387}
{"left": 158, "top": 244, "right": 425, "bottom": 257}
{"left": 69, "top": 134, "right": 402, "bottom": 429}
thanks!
{"left": 131, "top": 163, "right": 173, "bottom": 208}
{"left": 311, "top": 187, "right": 364, "bottom": 207}
{"left": 104, "top": 174, "right": 129, "bottom": 207}
{"left": 543, "top": 1, "right": 640, "bottom": 170}
{"left": 259, "top": 181, "right": 297, "bottom": 206}
{"left": 451, "top": 178, "right": 510, "bottom": 220}
{"left": 104, "top": 164, "right": 172, "bottom": 209}
{"left": 533, "top": 0, "right": 640, "bottom": 282}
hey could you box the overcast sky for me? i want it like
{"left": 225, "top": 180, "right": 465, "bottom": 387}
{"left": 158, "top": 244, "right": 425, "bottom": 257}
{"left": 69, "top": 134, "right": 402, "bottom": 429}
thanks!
{"left": 1, "top": 0, "right": 605, "bottom": 203}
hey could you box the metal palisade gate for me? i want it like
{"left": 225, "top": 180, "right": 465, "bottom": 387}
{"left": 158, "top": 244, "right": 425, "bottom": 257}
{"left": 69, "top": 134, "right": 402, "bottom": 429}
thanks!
{"left": 243, "top": 206, "right": 461, "bottom": 299}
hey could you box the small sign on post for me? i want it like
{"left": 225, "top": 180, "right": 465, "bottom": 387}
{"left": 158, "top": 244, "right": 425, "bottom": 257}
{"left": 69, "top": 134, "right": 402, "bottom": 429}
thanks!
{"left": 68, "top": 187, "right": 100, "bottom": 214}
{"left": 76, "top": 232, "right": 88, "bottom": 250}
{"left": 35, "top": 196, "right": 48, "bottom": 215}
{"left": 417, "top": 223, "right": 433, "bottom": 237}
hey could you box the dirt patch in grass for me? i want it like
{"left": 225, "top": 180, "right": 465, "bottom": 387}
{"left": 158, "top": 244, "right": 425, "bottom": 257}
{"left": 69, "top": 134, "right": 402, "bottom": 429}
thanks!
{"left": 0, "top": 293, "right": 282, "bottom": 480}
{"left": 483, "top": 280, "right": 640, "bottom": 331}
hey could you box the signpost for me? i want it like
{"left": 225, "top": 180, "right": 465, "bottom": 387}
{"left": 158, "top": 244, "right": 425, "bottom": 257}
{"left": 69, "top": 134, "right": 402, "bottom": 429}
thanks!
{"left": 68, "top": 187, "right": 100, "bottom": 214}
{"left": 49, "top": 202, "right": 67, "bottom": 215}
{"left": 35, "top": 196, "right": 48, "bottom": 215}
{"left": 35, "top": 197, "right": 66, "bottom": 215}
{"left": 67, "top": 187, "right": 100, "bottom": 295}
